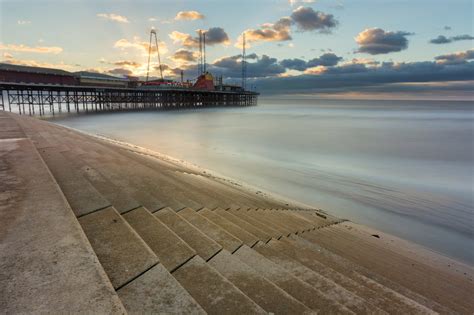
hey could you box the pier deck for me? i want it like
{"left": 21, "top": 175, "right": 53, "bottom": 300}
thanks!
{"left": 0, "top": 82, "right": 258, "bottom": 115}
{"left": 1, "top": 112, "right": 473, "bottom": 314}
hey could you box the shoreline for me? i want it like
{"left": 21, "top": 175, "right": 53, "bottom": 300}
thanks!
{"left": 57, "top": 123, "right": 317, "bottom": 211}
{"left": 2, "top": 111, "right": 473, "bottom": 313}
{"left": 56, "top": 122, "right": 473, "bottom": 270}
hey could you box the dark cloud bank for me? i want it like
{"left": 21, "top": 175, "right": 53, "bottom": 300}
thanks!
{"left": 356, "top": 28, "right": 413, "bottom": 55}
{"left": 254, "top": 55, "right": 474, "bottom": 95}
{"left": 164, "top": 49, "right": 473, "bottom": 97}
{"left": 429, "top": 34, "right": 474, "bottom": 44}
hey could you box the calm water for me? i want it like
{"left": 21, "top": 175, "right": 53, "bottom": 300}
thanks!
{"left": 49, "top": 98, "right": 474, "bottom": 264}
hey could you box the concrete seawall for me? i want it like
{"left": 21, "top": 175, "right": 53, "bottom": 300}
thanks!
{"left": 1, "top": 111, "right": 473, "bottom": 314}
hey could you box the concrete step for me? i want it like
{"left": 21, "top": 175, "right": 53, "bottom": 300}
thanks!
{"left": 292, "top": 210, "right": 336, "bottom": 227}
{"left": 165, "top": 172, "right": 226, "bottom": 209}
{"left": 61, "top": 150, "right": 141, "bottom": 213}
{"left": 78, "top": 206, "right": 159, "bottom": 289}
{"left": 282, "top": 235, "right": 438, "bottom": 314}
{"left": 250, "top": 209, "right": 296, "bottom": 236}
{"left": 256, "top": 239, "right": 386, "bottom": 314}
{"left": 256, "top": 209, "right": 305, "bottom": 235}
{"left": 228, "top": 208, "right": 283, "bottom": 239}
{"left": 65, "top": 139, "right": 192, "bottom": 211}
{"left": 306, "top": 227, "right": 461, "bottom": 313}
{"left": 0, "top": 136, "right": 125, "bottom": 313}
{"left": 68, "top": 143, "right": 170, "bottom": 211}
{"left": 213, "top": 208, "right": 272, "bottom": 243}
{"left": 208, "top": 250, "right": 314, "bottom": 314}
{"left": 154, "top": 207, "right": 222, "bottom": 261}
{"left": 172, "top": 255, "right": 266, "bottom": 314}
{"left": 277, "top": 210, "right": 316, "bottom": 231}
{"left": 89, "top": 147, "right": 207, "bottom": 211}
{"left": 179, "top": 207, "right": 243, "bottom": 253}
{"left": 186, "top": 173, "right": 280, "bottom": 209}
{"left": 233, "top": 245, "right": 354, "bottom": 314}
{"left": 73, "top": 147, "right": 184, "bottom": 211}
{"left": 117, "top": 263, "right": 206, "bottom": 314}
{"left": 123, "top": 207, "right": 196, "bottom": 272}
{"left": 183, "top": 172, "right": 274, "bottom": 209}
{"left": 116, "top": 148, "right": 271, "bottom": 209}
{"left": 264, "top": 209, "right": 314, "bottom": 232}
{"left": 199, "top": 208, "right": 259, "bottom": 247}
{"left": 38, "top": 148, "right": 111, "bottom": 217}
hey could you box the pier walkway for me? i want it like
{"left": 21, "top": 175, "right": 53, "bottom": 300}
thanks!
{"left": 1, "top": 112, "right": 473, "bottom": 314}
{"left": 0, "top": 82, "right": 258, "bottom": 116}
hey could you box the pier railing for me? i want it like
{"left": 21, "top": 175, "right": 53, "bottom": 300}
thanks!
{"left": 0, "top": 82, "right": 258, "bottom": 116}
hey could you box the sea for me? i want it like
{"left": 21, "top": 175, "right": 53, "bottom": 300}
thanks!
{"left": 47, "top": 98, "right": 474, "bottom": 264}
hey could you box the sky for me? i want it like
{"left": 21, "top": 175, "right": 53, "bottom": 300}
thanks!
{"left": 0, "top": 0, "right": 473, "bottom": 99}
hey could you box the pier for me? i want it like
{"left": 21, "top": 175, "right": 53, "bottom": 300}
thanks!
{"left": 0, "top": 82, "right": 258, "bottom": 116}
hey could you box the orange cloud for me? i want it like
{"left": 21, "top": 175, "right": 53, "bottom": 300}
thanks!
{"left": 2, "top": 57, "right": 77, "bottom": 71}
{"left": 175, "top": 11, "right": 205, "bottom": 20}
{"left": 169, "top": 31, "right": 198, "bottom": 47}
{"left": 0, "top": 43, "right": 63, "bottom": 54}
{"left": 237, "top": 17, "right": 292, "bottom": 48}
{"left": 304, "top": 65, "right": 327, "bottom": 74}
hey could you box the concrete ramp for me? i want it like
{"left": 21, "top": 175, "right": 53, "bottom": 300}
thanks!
{"left": 0, "top": 136, "right": 125, "bottom": 313}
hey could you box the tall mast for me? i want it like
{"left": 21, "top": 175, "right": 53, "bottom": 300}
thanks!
{"left": 241, "top": 33, "right": 246, "bottom": 90}
{"left": 198, "top": 30, "right": 203, "bottom": 76}
{"left": 146, "top": 30, "right": 153, "bottom": 82}
{"left": 203, "top": 32, "right": 206, "bottom": 73}
{"left": 146, "top": 29, "right": 164, "bottom": 81}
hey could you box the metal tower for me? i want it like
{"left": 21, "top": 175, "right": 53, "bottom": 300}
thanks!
{"left": 146, "top": 29, "right": 164, "bottom": 82}
{"left": 203, "top": 32, "right": 207, "bottom": 73}
{"left": 241, "top": 33, "right": 246, "bottom": 90}
{"left": 198, "top": 30, "right": 203, "bottom": 76}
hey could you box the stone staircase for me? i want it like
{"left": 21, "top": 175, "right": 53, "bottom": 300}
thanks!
{"left": 3, "top": 112, "right": 474, "bottom": 314}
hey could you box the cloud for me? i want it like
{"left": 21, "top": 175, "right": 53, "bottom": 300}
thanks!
{"left": 3, "top": 52, "right": 13, "bottom": 59}
{"left": 112, "top": 60, "right": 141, "bottom": 68}
{"left": 289, "top": 0, "right": 316, "bottom": 5}
{"left": 429, "top": 34, "right": 474, "bottom": 44}
{"left": 355, "top": 28, "right": 413, "bottom": 55}
{"left": 114, "top": 37, "right": 168, "bottom": 55}
{"left": 169, "top": 49, "right": 198, "bottom": 63}
{"left": 290, "top": 6, "right": 338, "bottom": 32}
{"left": 2, "top": 57, "right": 77, "bottom": 71}
{"left": 280, "top": 53, "right": 342, "bottom": 71}
{"left": 240, "top": 17, "right": 292, "bottom": 46}
{"left": 205, "top": 27, "right": 230, "bottom": 45}
{"left": 169, "top": 27, "right": 229, "bottom": 47}
{"left": 148, "top": 17, "right": 157, "bottom": 22}
{"left": 97, "top": 13, "right": 129, "bottom": 23}
{"left": 435, "top": 49, "right": 474, "bottom": 65}
{"left": 238, "top": 7, "right": 337, "bottom": 47}
{"left": 17, "top": 20, "right": 31, "bottom": 25}
{"left": 253, "top": 57, "right": 474, "bottom": 96}
{"left": 429, "top": 35, "right": 450, "bottom": 44}
{"left": 211, "top": 54, "right": 286, "bottom": 78}
{"left": 444, "top": 26, "right": 452, "bottom": 31}
{"left": 169, "top": 31, "right": 198, "bottom": 47}
{"left": 107, "top": 68, "right": 133, "bottom": 76}
{"left": 0, "top": 43, "right": 63, "bottom": 54}
{"left": 175, "top": 11, "right": 205, "bottom": 20}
